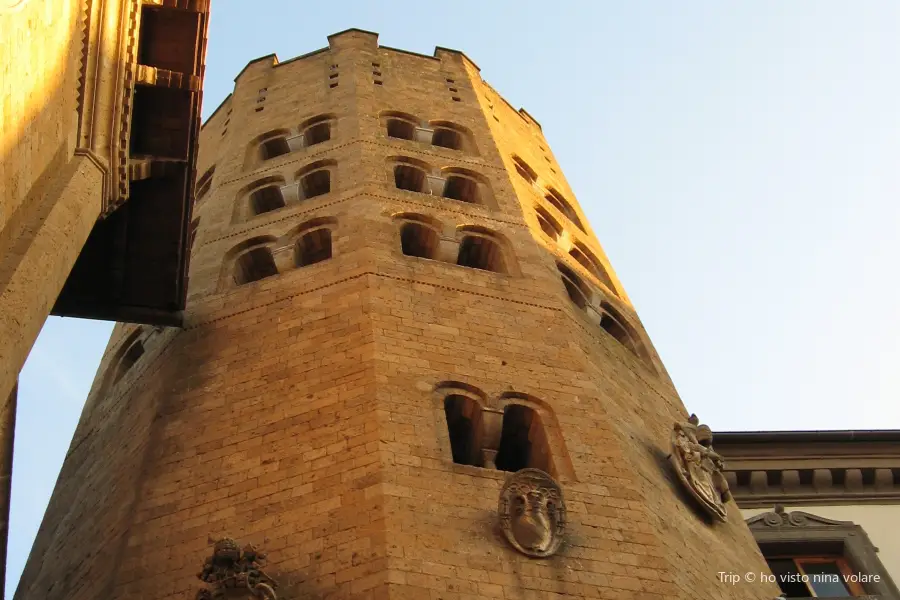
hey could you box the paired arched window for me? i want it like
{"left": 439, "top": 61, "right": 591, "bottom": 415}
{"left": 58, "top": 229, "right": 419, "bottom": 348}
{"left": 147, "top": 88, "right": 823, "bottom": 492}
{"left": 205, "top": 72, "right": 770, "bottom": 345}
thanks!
{"left": 383, "top": 112, "right": 475, "bottom": 153}
{"left": 440, "top": 385, "right": 554, "bottom": 475}
{"left": 299, "top": 165, "right": 331, "bottom": 199}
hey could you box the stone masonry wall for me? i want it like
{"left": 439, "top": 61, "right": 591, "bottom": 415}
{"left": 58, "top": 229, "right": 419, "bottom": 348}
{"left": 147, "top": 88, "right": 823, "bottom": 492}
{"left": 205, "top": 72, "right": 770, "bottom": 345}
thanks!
{"left": 17, "top": 29, "right": 781, "bottom": 600}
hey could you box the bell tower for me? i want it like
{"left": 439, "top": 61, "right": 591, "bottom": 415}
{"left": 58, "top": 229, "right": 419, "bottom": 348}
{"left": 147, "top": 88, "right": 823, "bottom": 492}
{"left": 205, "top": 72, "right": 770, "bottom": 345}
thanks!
{"left": 15, "top": 29, "right": 779, "bottom": 600}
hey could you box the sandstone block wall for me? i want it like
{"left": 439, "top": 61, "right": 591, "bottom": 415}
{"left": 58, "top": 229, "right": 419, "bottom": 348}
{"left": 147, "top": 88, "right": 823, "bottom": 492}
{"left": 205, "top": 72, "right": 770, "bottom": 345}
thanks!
{"left": 16, "top": 29, "right": 781, "bottom": 599}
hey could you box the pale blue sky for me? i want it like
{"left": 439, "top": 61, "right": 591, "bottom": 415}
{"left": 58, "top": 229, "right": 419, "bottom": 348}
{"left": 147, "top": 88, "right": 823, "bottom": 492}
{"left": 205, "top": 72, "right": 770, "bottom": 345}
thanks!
{"left": 8, "top": 1, "right": 900, "bottom": 594}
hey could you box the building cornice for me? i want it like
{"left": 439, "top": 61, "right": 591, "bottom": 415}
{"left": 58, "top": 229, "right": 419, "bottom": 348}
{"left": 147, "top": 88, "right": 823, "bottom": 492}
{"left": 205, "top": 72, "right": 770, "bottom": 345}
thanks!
{"left": 716, "top": 430, "right": 900, "bottom": 507}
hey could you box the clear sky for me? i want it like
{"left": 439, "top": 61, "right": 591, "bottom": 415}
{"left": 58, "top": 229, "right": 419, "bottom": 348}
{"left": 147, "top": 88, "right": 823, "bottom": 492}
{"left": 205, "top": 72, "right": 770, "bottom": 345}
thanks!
{"left": 7, "top": 1, "right": 900, "bottom": 595}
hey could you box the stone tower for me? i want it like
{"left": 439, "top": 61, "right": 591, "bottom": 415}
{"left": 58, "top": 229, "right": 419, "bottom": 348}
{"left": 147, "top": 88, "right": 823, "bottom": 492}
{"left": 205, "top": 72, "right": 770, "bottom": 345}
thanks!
{"left": 15, "top": 29, "right": 779, "bottom": 600}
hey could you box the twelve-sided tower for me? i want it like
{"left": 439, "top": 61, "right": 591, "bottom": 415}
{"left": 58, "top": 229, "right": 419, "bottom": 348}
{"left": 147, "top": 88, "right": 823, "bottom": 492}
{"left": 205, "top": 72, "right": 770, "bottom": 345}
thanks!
{"left": 16, "top": 30, "right": 779, "bottom": 600}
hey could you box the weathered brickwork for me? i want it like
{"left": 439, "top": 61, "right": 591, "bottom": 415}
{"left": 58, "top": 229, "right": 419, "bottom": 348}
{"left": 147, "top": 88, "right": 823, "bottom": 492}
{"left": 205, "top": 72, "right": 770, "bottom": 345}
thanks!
{"left": 17, "top": 29, "right": 781, "bottom": 599}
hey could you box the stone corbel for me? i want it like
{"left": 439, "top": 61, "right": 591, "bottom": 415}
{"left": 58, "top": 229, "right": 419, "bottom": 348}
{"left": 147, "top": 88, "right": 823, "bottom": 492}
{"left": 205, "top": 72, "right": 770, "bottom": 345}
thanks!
{"left": 480, "top": 407, "right": 504, "bottom": 469}
{"left": 280, "top": 182, "right": 301, "bottom": 204}
{"left": 426, "top": 175, "right": 446, "bottom": 196}
{"left": 415, "top": 126, "right": 435, "bottom": 145}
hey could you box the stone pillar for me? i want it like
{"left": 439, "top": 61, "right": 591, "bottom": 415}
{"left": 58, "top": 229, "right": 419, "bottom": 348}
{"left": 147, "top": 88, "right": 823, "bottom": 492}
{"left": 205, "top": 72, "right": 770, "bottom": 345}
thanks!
{"left": 0, "top": 153, "right": 105, "bottom": 417}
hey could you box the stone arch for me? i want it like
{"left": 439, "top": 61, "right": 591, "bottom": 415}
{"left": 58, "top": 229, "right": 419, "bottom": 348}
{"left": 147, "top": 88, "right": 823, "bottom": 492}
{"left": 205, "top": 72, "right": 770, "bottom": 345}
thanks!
{"left": 389, "top": 155, "right": 433, "bottom": 193}
{"left": 511, "top": 154, "right": 538, "bottom": 184}
{"left": 557, "top": 262, "right": 591, "bottom": 310}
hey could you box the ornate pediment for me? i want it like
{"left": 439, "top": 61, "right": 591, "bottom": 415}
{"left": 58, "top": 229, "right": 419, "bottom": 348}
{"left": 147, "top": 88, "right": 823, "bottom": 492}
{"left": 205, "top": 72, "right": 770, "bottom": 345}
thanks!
{"left": 747, "top": 505, "right": 852, "bottom": 530}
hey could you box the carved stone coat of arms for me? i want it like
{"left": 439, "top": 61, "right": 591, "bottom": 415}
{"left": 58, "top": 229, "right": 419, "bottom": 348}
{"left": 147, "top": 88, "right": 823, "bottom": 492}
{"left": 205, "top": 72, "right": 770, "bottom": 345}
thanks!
{"left": 670, "top": 414, "right": 731, "bottom": 522}
{"left": 498, "top": 468, "right": 566, "bottom": 557}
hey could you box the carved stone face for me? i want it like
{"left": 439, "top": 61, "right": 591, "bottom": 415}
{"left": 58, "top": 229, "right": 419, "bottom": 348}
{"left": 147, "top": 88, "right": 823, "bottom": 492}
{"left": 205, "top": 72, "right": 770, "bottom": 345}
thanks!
{"left": 498, "top": 468, "right": 566, "bottom": 558}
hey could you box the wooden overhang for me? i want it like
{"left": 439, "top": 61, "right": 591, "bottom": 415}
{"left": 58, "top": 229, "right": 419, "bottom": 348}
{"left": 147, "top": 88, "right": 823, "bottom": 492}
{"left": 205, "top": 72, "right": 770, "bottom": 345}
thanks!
{"left": 52, "top": 1, "right": 211, "bottom": 327}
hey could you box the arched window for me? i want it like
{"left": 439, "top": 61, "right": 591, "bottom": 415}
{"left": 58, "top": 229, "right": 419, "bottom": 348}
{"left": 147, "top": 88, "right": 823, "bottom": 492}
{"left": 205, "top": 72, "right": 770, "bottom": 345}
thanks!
{"left": 569, "top": 243, "right": 616, "bottom": 294}
{"left": 444, "top": 394, "right": 483, "bottom": 467}
{"left": 400, "top": 221, "right": 439, "bottom": 259}
{"left": 189, "top": 218, "right": 200, "bottom": 251}
{"left": 394, "top": 163, "right": 427, "bottom": 192}
{"left": 557, "top": 263, "right": 590, "bottom": 310}
{"left": 295, "top": 159, "right": 335, "bottom": 200}
{"left": 545, "top": 187, "right": 584, "bottom": 232}
{"left": 250, "top": 185, "right": 286, "bottom": 215}
{"left": 195, "top": 165, "right": 215, "bottom": 202}
{"left": 443, "top": 174, "right": 480, "bottom": 204}
{"left": 495, "top": 404, "right": 550, "bottom": 473}
{"left": 301, "top": 114, "right": 334, "bottom": 146}
{"left": 113, "top": 339, "right": 145, "bottom": 385}
{"left": 386, "top": 115, "right": 417, "bottom": 140}
{"left": 295, "top": 228, "right": 332, "bottom": 267}
{"left": 457, "top": 234, "right": 507, "bottom": 273}
{"left": 259, "top": 136, "right": 290, "bottom": 161}
{"left": 535, "top": 206, "right": 562, "bottom": 241}
{"left": 432, "top": 127, "right": 462, "bottom": 150}
{"left": 599, "top": 302, "right": 636, "bottom": 351}
{"left": 234, "top": 247, "right": 278, "bottom": 285}
{"left": 300, "top": 170, "right": 330, "bottom": 199}
{"left": 512, "top": 155, "right": 537, "bottom": 184}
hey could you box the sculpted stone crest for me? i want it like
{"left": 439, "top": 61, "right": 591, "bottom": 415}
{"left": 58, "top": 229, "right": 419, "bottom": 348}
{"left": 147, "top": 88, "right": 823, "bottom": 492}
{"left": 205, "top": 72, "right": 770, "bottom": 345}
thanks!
{"left": 498, "top": 468, "right": 566, "bottom": 557}
{"left": 196, "top": 538, "right": 278, "bottom": 600}
{"left": 670, "top": 414, "right": 731, "bottom": 522}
